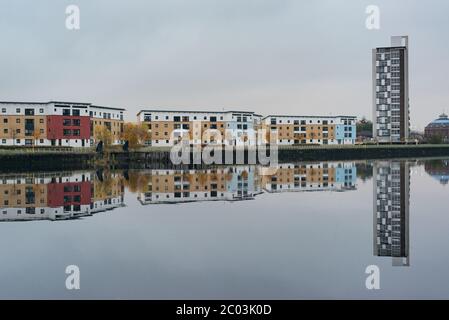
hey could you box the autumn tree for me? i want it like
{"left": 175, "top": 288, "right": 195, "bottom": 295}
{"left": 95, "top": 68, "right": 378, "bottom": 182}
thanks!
{"left": 94, "top": 125, "right": 112, "bottom": 147}
{"left": 33, "top": 130, "right": 41, "bottom": 149}
{"left": 121, "top": 123, "right": 149, "bottom": 149}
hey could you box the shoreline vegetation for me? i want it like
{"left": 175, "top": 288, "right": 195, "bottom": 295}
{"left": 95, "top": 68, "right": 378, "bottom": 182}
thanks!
{"left": 1, "top": 144, "right": 449, "bottom": 172}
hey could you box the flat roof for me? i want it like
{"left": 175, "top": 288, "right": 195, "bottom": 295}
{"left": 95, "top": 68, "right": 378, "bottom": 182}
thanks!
{"left": 262, "top": 115, "right": 357, "bottom": 120}
{"left": 0, "top": 101, "right": 92, "bottom": 105}
{"left": 374, "top": 46, "right": 407, "bottom": 50}
{"left": 91, "top": 105, "right": 125, "bottom": 111}
{"left": 0, "top": 101, "right": 125, "bottom": 111}
{"left": 50, "top": 101, "right": 91, "bottom": 105}
{"left": 0, "top": 101, "right": 49, "bottom": 105}
{"left": 137, "top": 109, "right": 256, "bottom": 116}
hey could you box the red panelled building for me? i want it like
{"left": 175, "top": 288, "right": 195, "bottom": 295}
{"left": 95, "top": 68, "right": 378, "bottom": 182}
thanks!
{"left": 46, "top": 115, "right": 91, "bottom": 147}
{"left": 47, "top": 179, "right": 92, "bottom": 208}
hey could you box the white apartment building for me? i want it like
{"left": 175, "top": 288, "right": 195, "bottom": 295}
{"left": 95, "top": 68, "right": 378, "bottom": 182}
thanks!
{"left": 137, "top": 109, "right": 260, "bottom": 147}
{"left": 372, "top": 36, "right": 410, "bottom": 143}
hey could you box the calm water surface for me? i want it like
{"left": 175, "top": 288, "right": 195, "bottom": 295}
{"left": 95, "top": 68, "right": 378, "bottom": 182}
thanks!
{"left": 0, "top": 158, "right": 448, "bottom": 299}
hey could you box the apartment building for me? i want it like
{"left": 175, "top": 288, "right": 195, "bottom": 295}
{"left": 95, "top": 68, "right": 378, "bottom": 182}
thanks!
{"left": 373, "top": 160, "right": 410, "bottom": 266}
{"left": 137, "top": 109, "right": 260, "bottom": 146}
{"left": 0, "top": 171, "right": 125, "bottom": 222}
{"left": 136, "top": 166, "right": 261, "bottom": 204}
{"left": 259, "top": 162, "right": 357, "bottom": 193}
{"left": 261, "top": 115, "right": 356, "bottom": 145}
{"left": 373, "top": 36, "right": 410, "bottom": 143}
{"left": 90, "top": 105, "right": 125, "bottom": 145}
{"left": 0, "top": 101, "right": 125, "bottom": 147}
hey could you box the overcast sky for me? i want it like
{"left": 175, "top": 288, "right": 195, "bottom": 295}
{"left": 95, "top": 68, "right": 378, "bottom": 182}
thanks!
{"left": 1, "top": 0, "right": 448, "bottom": 130}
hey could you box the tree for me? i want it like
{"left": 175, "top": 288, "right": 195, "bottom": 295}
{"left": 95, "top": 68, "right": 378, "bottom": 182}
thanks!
{"left": 120, "top": 123, "right": 149, "bottom": 149}
{"left": 357, "top": 117, "right": 373, "bottom": 133}
{"left": 94, "top": 125, "right": 112, "bottom": 147}
{"left": 33, "top": 130, "right": 41, "bottom": 150}
{"left": 428, "top": 134, "right": 444, "bottom": 144}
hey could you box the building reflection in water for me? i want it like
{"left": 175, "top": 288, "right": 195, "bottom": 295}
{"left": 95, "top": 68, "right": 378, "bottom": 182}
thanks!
{"left": 0, "top": 161, "right": 359, "bottom": 221}
{"left": 424, "top": 159, "right": 449, "bottom": 185}
{"left": 134, "top": 162, "right": 357, "bottom": 205}
{"left": 260, "top": 162, "right": 357, "bottom": 193}
{"left": 0, "top": 171, "right": 125, "bottom": 222}
{"left": 373, "top": 161, "right": 410, "bottom": 267}
{"left": 135, "top": 166, "right": 262, "bottom": 205}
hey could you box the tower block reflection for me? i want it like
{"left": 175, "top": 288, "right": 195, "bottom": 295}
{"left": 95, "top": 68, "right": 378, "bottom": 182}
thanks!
{"left": 373, "top": 161, "right": 410, "bottom": 267}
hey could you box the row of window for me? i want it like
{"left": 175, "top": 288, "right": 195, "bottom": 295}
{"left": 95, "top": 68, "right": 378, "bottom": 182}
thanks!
{"left": 1, "top": 138, "right": 45, "bottom": 145}
{"left": 89, "top": 111, "right": 122, "bottom": 120}
{"left": 2, "top": 128, "right": 44, "bottom": 134}
{"left": 270, "top": 119, "right": 337, "bottom": 125}
{"left": 63, "top": 129, "right": 81, "bottom": 136}
{"left": 63, "top": 119, "right": 81, "bottom": 126}
{"left": 0, "top": 107, "right": 122, "bottom": 120}
{"left": 2, "top": 118, "right": 44, "bottom": 124}
{"left": 146, "top": 114, "right": 251, "bottom": 122}
{"left": 1, "top": 108, "right": 45, "bottom": 114}
{"left": 151, "top": 123, "right": 249, "bottom": 130}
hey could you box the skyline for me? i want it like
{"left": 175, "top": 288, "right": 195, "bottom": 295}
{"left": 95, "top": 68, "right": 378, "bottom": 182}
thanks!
{"left": 1, "top": 1, "right": 449, "bottom": 130}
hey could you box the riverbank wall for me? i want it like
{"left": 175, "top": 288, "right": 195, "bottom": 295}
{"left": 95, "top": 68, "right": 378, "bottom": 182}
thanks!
{"left": 1, "top": 145, "right": 449, "bottom": 171}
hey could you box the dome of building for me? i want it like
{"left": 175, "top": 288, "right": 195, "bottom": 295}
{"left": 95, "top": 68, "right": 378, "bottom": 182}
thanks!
{"left": 428, "top": 113, "right": 449, "bottom": 127}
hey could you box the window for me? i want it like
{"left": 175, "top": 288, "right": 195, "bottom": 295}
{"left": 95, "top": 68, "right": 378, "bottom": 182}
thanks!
{"left": 3, "top": 129, "right": 8, "bottom": 134}
{"left": 25, "top": 109, "right": 34, "bottom": 115}
{"left": 72, "top": 109, "right": 80, "bottom": 116}
{"left": 63, "top": 129, "right": 72, "bottom": 136}
{"left": 72, "top": 119, "right": 80, "bottom": 126}
{"left": 39, "top": 119, "right": 44, "bottom": 124}
{"left": 73, "top": 129, "right": 80, "bottom": 136}
{"left": 16, "top": 108, "right": 20, "bottom": 113}
{"left": 63, "top": 109, "right": 71, "bottom": 116}
{"left": 63, "top": 119, "right": 72, "bottom": 126}
{"left": 3, "top": 119, "right": 7, "bottom": 123}
{"left": 210, "top": 116, "right": 217, "bottom": 122}
{"left": 1, "top": 108, "right": 5, "bottom": 113}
